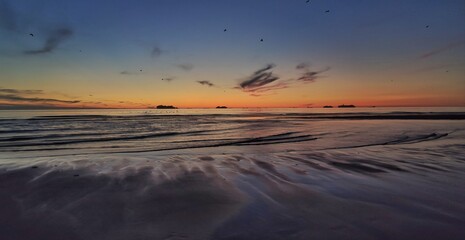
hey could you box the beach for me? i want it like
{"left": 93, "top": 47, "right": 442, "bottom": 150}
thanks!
{"left": 0, "top": 108, "right": 464, "bottom": 240}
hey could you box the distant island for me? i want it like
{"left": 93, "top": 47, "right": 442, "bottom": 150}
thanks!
{"left": 156, "top": 105, "right": 178, "bottom": 109}
{"left": 323, "top": 105, "right": 333, "bottom": 108}
{"left": 216, "top": 106, "right": 228, "bottom": 109}
{"left": 338, "top": 104, "right": 356, "bottom": 108}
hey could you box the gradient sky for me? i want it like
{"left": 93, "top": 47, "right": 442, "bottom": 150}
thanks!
{"left": 0, "top": 0, "right": 464, "bottom": 109}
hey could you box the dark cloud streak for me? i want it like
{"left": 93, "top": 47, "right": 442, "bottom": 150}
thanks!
{"left": 162, "top": 77, "right": 175, "bottom": 82}
{"left": 176, "top": 63, "right": 194, "bottom": 71}
{"left": 236, "top": 64, "right": 288, "bottom": 96}
{"left": 296, "top": 63, "right": 310, "bottom": 70}
{"left": 0, "top": 87, "right": 81, "bottom": 106}
{"left": 419, "top": 40, "right": 465, "bottom": 59}
{"left": 296, "top": 64, "right": 330, "bottom": 83}
{"left": 120, "top": 71, "right": 141, "bottom": 75}
{"left": 24, "top": 27, "right": 73, "bottom": 55}
{"left": 0, "top": 94, "right": 80, "bottom": 104}
{"left": 151, "top": 46, "right": 162, "bottom": 58}
{"left": 239, "top": 64, "right": 279, "bottom": 91}
{"left": 236, "top": 63, "right": 330, "bottom": 96}
{"left": 0, "top": 88, "right": 43, "bottom": 95}
{"left": 197, "top": 80, "right": 214, "bottom": 87}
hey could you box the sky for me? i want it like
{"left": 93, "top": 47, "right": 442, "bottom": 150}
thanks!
{"left": 0, "top": 0, "right": 464, "bottom": 109}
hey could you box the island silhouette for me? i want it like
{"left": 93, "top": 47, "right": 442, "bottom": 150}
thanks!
{"left": 338, "top": 104, "right": 356, "bottom": 108}
{"left": 155, "top": 105, "right": 178, "bottom": 109}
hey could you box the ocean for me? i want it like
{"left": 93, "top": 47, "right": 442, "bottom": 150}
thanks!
{"left": 0, "top": 108, "right": 464, "bottom": 239}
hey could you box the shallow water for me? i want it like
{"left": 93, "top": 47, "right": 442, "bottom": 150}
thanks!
{"left": 0, "top": 108, "right": 464, "bottom": 240}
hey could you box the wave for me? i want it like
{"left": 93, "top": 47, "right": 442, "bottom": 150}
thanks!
{"left": 0, "top": 131, "right": 319, "bottom": 157}
{"left": 0, "top": 130, "right": 211, "bottom": 148}
{"left": 282, "top": 112, "right": 465, "bottom": 120}
{"left": 24, "top": 112, "right": 465, "bottom": 121}
{"left": 328, "top": 132, "right": 449, "bottom": 150}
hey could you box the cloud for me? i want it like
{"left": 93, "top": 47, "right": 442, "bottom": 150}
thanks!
{"left": 120, "top": 68, "right": 147, "bottom": 75}
{"left": 296, "top": 62, "right": 310, "bottom": 70}
{"left": 176, "top": 63, "right": 194, "bottom": 71}
{"left": 304, "top": 103, "right": 313, "bottom": 107}
{"left": 0, "top": 1, "right": 74, "bottom": 55}
{"left": 151, "top": 46, "right": 162, "bottom": 58}
{"left": 412, "top": 64, "right": 451, "bottom": 73}
{"left": 197, "top": 80, "right": 214, "bottom": 87}
{"left": 419, "top": 40, "right": 465, "bottom": 59}
{"left": 24, "top": 27, "right": 73, "bottom": 55}
{"left": 161, "top": 77, "right": 175, "bottom": 82}
{"left": 0, "top": 88, "right": 149, "bottom": 109}
{"left": 0, "top": 88, "right": 81, "bottom": 109}
{"left": 238, "top": 64, "right": 279, "bottom": 90}
{"left": 120, "top": 70, "right": 141, "bottom": 75}
{"left": 0, "top": 0, "right": 17, "bottom": 32}
{"left": 0, "top": 88, "right": 43, "bottom": 95}
{"left": 236, "top": 64, "right": 292, "bottom": 96}
{"left": 295, "top": 63, "right": 330, "bottom": 83}
{"left": 0, "top": 94, "right": 80, "bottom": 104}
{"left": 236, "top": 63, "right": 330, "bottom": 96}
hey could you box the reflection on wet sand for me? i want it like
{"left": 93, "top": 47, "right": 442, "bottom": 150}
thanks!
{"left": 1, "top": 111, "right": 464, "bottom": 239}
{"left": 1, "top": 146, "right": 464, "bottom": 240}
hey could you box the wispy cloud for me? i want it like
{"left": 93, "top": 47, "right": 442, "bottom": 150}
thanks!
{"left": 419, "top": 40, "right": 465, "bottom": 59}
{"left": 1, "top": 1, "right": 74, "bottom": 55}
{"left": 161, "top": 77, "right": 175, "bottom": 82}
{"left": 296, "top": 62, "right": 310, "bottom": 70}
{"left": 0, "top": 88, "right": 43, "bottom": 95}
{"left": 176, "top": 63, "right": 194, "bottom": 71}
{"left": 0, "top": 87, "right": 82, "bottom": 109}
{"left": 238, "top": 64, "right": 280, "bottom": 92}
{"left": 151, "top": 46, "right": 162, "bottom": 58}
{"left": 304, "top": 103, "right": 313, "bottom": 107}
{"left": 24, "top": 27, "right": 74, "bottom": 55}
{"left": 412, "top": 64, "right": 452, "bottom": 73}
{"left": 0, "top": 94, "right": 80, "bottom": 104}
{"left": 236, "top": 63, "right": 330, "bottom": 96}
{"left": 296, "top": 63, "right": 330, "bottom": 83}
{"left": 120, "top": 70, "right": 142, "bottom": 75}
{"left": 197, "top": 80, "right": 214, "bottom": 87}
{"left": 236, "top": 64, "right": 291, "bottom": 96}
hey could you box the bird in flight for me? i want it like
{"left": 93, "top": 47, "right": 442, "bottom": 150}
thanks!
{"left": 29, "top": 33, "right": 34, "bottom": 37}
{"left": 260, "top": 38, "right": 264, "bottom": 42}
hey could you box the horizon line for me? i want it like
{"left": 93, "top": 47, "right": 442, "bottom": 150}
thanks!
{"left": 1, "top": 105, "right": 465, "bottom": 110}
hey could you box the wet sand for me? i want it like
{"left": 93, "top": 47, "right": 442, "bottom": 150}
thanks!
{"left": 1, "top": 146, "right": 464, "bottom": 240}
{"left": 1, "top": 111, "right": 464, "bottom": 239}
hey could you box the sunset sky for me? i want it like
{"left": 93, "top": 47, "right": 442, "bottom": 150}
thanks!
{"left": 0, "top": 0, "right": 464, "bottom": 109}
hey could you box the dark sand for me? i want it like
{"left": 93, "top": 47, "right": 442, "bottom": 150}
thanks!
{"left": 1, "top": 147, "right": 464, "bottom": 240}
{"left": 1, "top": 112, "right": 464, "bottom": 239}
